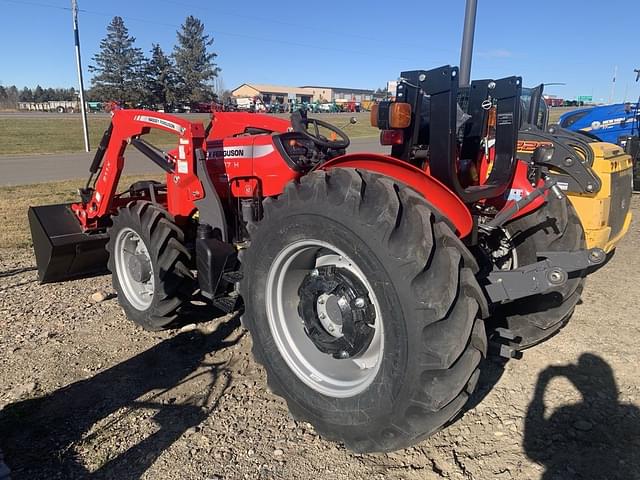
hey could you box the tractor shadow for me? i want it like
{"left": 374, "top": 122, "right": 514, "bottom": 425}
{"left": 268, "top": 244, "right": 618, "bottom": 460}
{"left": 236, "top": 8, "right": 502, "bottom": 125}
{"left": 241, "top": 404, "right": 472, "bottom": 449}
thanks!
{"left": 523, "top": 353, "right": 640, "bottom": 480}
{"left": 463, "top": 356, "right": 508, "bottom": 414}
{"left": 0, "top": 311, "right": 242, "bottom": 480}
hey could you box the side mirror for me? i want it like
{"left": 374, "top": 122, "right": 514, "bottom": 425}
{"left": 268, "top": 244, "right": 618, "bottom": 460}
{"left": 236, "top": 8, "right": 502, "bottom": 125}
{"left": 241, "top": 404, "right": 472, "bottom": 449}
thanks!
{"left": 350, "top": 116, "right": 357, "bottom": 124}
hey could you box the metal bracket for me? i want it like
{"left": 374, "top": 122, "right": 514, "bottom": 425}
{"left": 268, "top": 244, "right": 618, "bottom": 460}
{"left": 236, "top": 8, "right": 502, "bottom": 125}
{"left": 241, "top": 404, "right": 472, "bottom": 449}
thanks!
{"left": 518, "top": 129, "right": 601, "bottom": 194}
{"left": 488, "top": 328, "right": 523, "bottom": 360}
{"left": 485, "top": 248, "right": 606, "bottom": 303}
{"left": 193, "top": 148, "right": 229, "bottom": 242}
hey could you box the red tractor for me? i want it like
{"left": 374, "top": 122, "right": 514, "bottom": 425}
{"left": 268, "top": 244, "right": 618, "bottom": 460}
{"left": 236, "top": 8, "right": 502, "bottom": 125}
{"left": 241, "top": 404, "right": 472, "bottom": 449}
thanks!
{"left": 29, "top": 65, "right": 607, "bottom": 452}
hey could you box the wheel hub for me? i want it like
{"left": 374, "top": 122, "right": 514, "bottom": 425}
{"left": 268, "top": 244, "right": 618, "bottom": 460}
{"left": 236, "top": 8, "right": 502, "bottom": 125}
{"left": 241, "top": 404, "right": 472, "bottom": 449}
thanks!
{"left": 266, "top": 239, "right": 384, "bottom": 397}
{"left": 128, "top": 254, "right": 152, "bottom": 283}
{"left": 297, "top": 265, "right": 375, "bottom": 359}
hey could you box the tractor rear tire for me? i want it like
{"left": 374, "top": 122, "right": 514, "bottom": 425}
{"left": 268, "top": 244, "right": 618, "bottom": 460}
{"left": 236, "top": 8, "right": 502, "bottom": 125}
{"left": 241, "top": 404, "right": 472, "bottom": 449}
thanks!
{"left": 492, "top": 195, "right": 586, "bottom": 349}
{"left": 240, "top": 168, "right": 487, "bottom": 453}
{"left": 106, "top": 201, "right": 194, "bottom": 331}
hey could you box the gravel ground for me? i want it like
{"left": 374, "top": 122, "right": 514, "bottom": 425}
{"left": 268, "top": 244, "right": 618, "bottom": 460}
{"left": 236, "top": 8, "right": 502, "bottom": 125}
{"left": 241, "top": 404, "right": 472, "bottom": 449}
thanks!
{"left": 0, "top": 197, "right": 639, "bottom": 480}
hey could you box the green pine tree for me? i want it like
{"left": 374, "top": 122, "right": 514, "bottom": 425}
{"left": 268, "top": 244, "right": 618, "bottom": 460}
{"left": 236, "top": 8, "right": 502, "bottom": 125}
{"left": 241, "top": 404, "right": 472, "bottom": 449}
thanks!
{"left": 173, "top": 16, "right": 220, "bottom": 103}
{"left": 145, "top": 44, "right": 178, "bottom": 110}
{"left": 34, "top": 85, "right": 46, "bottom": 102}
{"left": 89, "top": 16, "right": 146, "bottom": 104}
{"left": 19, "top": 87, "right": 33, "bottom": 102}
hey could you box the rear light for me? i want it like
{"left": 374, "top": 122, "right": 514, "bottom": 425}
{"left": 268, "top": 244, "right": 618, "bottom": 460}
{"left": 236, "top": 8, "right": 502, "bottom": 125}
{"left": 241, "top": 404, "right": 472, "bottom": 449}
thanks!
{"left": 380, "top": 129, "right": 404, "bottom": 145}
{"left": 370, "top": 103, "right": 379, "bottom": 127}
{"left": 388, "top": 102, "right": 411, "bottom": 128}
{"left": 372, "top": 101, "right": 412, "bottom": 129}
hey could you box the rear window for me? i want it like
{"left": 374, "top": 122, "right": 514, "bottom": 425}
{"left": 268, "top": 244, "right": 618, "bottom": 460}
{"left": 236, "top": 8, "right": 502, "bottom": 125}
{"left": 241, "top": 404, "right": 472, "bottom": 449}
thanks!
{"left": 560, "top": 110, "right": 590, "bottom": 128}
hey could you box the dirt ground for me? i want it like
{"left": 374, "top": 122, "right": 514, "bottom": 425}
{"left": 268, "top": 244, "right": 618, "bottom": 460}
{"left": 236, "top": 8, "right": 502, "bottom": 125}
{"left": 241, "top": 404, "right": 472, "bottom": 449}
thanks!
{"left": 0, "top": 197, "right": 639, "bottom": 480}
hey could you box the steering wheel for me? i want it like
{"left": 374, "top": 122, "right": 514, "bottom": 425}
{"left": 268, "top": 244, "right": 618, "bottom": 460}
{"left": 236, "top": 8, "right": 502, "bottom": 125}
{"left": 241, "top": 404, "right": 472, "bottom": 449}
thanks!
{"left": 290, "top": 110, "right": 350, "bottom": 149}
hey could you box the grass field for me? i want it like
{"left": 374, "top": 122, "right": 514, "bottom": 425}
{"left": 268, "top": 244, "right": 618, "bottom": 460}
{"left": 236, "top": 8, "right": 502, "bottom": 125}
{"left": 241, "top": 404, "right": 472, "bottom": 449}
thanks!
{"left": 0, "top": 107, "right": 576, "bottom": 157}
{"left": 0, "top": 112, "right": 377, "bottom": 156}
{"left": 0, "top": 175, "right": 162, "bottom": 249}
{"left": 0, "top": 106, "right": 577, "bottom": 156}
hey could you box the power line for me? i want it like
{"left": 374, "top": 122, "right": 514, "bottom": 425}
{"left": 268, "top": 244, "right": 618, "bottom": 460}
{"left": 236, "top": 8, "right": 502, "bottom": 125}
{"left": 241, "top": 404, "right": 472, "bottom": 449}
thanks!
{"left": 0, "top": 0, "right": 453, "bottom": 62}
{"left": 155, "top": 0, "right": 455, "bottom": 53}
{"left": 0, "top": 0, "right": 70, "bottom": 10}
{"left": 62, "top": 7, "right": 423, "bottom": 62}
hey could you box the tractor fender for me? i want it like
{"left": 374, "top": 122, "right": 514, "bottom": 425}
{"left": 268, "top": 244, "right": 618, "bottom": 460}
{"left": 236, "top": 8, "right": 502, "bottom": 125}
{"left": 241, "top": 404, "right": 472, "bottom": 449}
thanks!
{"left": 318, "top": 153, "right": 473, "bottom": 238}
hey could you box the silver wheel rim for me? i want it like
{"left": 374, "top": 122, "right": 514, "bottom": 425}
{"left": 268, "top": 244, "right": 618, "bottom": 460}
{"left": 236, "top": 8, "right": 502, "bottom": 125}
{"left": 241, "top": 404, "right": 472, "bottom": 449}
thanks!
{"left": 266, "top": 239, "right": 384, "bottom": 398}
{"left": 114, "top": 227, "right": 154, "bottom": 311}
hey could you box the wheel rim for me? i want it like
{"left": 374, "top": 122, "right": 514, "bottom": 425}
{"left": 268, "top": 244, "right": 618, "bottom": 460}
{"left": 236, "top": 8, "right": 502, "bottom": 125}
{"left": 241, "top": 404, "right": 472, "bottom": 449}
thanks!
{"left": 266, "top": 239, "right": 384, "bottom": 398}
{"left": 114, "top": 227, "right": 155, "bottom": 311}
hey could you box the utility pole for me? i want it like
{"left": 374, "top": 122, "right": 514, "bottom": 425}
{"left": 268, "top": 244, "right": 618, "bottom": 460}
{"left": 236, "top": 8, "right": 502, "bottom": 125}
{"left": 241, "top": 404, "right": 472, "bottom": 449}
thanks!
{"left": 459, "top": 0, "right": 478, "bottom": 87}
{"left": 72, "top": 0, "right": 90, "bottom": 152}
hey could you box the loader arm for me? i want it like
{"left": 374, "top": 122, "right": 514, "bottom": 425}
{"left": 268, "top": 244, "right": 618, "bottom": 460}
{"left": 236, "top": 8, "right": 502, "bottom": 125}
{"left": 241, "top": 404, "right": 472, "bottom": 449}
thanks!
{"left": 75, "top": 109, "right": 207, "bottom": 230}
{"left": 28, "top": 110, "right": 215, "bottom": 283}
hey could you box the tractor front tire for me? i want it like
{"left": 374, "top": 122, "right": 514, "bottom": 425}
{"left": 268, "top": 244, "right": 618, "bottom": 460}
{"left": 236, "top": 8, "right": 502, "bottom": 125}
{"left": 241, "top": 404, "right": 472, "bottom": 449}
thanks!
{"left": 492, "top": 195, "right": 586, "bottom": 349}
{"left": 240, "top": 168, "right": 487, "bottom": 453}
{"left": 106, "top": 201, "right": 194, "bottom": 331}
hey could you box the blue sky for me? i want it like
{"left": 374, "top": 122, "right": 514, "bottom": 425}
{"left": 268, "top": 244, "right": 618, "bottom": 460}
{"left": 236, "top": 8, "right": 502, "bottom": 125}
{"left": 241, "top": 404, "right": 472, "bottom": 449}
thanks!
{"left": 1, "top": 0, "right": 639, "bottom": 103}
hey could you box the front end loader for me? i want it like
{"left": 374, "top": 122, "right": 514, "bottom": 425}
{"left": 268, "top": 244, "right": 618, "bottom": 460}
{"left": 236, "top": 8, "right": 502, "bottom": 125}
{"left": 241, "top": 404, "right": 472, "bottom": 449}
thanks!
{"left": 29, "top": 65, "right": 616, "bottom": 453}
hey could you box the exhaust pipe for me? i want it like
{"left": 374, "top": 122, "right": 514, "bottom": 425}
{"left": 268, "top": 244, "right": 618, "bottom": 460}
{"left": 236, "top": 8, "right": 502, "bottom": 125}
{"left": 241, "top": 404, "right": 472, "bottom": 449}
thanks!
{"left": 28, "top": 203, "right": 109, "bottom": 283}
{"left": 459, "top": 0, "right": 478, "bottom": 87}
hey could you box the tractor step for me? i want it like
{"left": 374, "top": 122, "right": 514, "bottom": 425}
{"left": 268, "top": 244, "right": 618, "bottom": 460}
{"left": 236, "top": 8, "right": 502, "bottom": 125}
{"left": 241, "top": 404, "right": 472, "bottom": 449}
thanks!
{"left": 212, "top": 293, "right": 240, "bottom": 313}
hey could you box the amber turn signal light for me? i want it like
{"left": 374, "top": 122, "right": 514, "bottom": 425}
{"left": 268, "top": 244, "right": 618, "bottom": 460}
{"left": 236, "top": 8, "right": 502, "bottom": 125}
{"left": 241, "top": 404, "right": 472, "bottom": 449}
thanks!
{"left": 370, "top": 103, "right": 379, "bottom": 127}
{"left": 388, "top": 103, "right": 411, "bottom": 129}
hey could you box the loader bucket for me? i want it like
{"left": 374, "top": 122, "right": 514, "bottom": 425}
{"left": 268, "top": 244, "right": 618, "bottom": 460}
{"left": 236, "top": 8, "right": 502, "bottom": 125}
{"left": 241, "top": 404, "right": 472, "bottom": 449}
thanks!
{"left": 28, "top": 204, "right": 109, "bottom": 283}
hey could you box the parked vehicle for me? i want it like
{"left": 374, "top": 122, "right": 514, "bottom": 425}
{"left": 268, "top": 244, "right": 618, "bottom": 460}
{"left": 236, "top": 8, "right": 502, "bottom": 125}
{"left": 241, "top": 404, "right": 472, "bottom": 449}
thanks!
{"left": 317, "top": 102, "right": 339, "bottom": 113}
{"left": 18, "top": 100, "right": 79, "bottom": 113}
{"left": 228, "top": 96, "right": 267, "bottom": 113}
{"left": 559, "top": 101, "right": 640, "bottom": 190}
{"left": 87, "top": 101, "right": 103, "bottom": 113}
{"left": 266, "top": 102, "right": 285, "bottom": 113}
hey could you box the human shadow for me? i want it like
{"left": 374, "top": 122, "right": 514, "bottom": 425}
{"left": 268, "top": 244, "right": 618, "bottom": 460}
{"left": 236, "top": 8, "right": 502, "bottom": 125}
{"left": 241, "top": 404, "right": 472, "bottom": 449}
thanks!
{"left": 524, "top": 353, "right": 640, "bottom": 480}
{"left": 0, "top": 312, "right": 242, "bottom": 479}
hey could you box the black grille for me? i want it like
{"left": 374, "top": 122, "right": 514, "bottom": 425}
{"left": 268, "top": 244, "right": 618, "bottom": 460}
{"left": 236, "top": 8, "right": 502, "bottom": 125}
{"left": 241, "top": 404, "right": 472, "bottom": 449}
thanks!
{"left": 609, "top": 171, "right": 632, "bottom": 238}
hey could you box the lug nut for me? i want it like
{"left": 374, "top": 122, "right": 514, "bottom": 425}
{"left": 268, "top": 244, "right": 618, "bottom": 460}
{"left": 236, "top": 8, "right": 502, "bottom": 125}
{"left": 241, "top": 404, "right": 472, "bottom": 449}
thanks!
{"left": 319, "top": 312, "right": 326, "bottom": 320}
{"left": 327, "top": 325, "right": 334, "bottom": 332}
{"left": 354, "top": 297, "right": 365, "bottom": 308}
{"left": 338, "top": 350, "right": 350, "bottom": 359}
{"left": 311, "top": 269, "right": 319, "bottom": 277}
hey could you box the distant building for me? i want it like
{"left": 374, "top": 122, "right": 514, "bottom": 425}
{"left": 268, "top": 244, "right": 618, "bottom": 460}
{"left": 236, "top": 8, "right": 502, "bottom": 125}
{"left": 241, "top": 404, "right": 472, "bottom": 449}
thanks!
{"left": 299, "top": 86, "right": 374, "bottom": 103}
{"left": 231, "top": 84, "right": 315, "bottom": 105}
{"left": 543, "top": 95, "right": 564, "bottom": 107}
{"left": 231, "top": 83, "right": 374, "bottom": 104}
